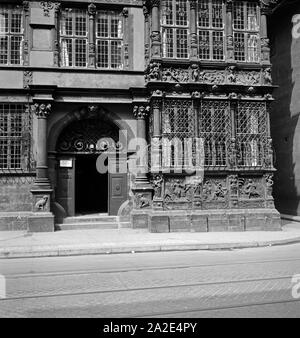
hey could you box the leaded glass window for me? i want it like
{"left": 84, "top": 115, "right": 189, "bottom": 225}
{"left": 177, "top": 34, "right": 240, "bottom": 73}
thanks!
{"left": 0, "top": 5, "right": 23, "bottom": 65}
{"left": 60, "top": 8, "right": 88, "bottom": 67}
{"left": 233, "top": 1, "right": 260, "bottom": 63}
{"left": 199, "top": 100, "right": 230, "bottom": 167}
{"left": 162, "top": 100, "right": 194, "bottom": 168}
{"left": 236, "top": 102, "right": 267, "bottom": 167}
{"left": 197, "top": 0, "right": 225, "bottom": 61}
{"left": 0, "top": 104, "right": 30, "bottom": 171}
{"left": 96, "top": 11, "right": 123, "bottom": 69}
{"left": 161, "top": 0, "right": 189, "bottom": 59}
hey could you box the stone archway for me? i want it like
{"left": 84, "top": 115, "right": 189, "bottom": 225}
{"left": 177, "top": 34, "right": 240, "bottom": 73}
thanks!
{"left": 50, "top": 106, "right": 130, "bottom": 219}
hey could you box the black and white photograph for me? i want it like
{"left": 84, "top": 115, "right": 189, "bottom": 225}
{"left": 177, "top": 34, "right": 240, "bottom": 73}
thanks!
{"left": 0, "top": 0, "right": 300, "bottom": 323}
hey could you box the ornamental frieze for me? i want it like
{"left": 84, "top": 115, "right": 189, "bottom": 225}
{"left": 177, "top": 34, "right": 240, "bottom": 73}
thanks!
{"left": 146, "top": 65, "right": 273, "bottom": 86}
{"left": 238, "top": 178, "right": 264, "bottom": 199}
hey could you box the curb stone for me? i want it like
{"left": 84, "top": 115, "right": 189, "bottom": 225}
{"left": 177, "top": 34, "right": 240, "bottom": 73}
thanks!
{"left": 1, "top": 236, "right": 300, "bottom": 259}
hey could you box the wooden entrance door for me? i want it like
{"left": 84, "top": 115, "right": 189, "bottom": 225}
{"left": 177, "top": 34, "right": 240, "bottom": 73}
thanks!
{"left": 108, "top": 157, "right": 128, "bottom": 216}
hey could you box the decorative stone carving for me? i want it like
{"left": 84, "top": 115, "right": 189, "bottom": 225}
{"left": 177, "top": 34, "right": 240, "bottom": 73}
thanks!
{"left": 39, "top": 1, "right": 55, "bottom": 17}
{"left": 263, "top": 67, "right": 272, "bottom": 85}
{"left": 32, "top": 103, "right": 51, "bottom": 119}
{"left": 203, "top": 179, "right": 227, "bottom": 202}
{"left": 152, "top": 175, "right": 163, "bottom": 199}
{"left": 227, "top": 66, "right": 237, "bottom": 83}
{"left": 23, "top": 71, "right": 33, "bottom": 89}
{"left": 198, "top": 70, "right": 227, "bottom": 84}
{"left": 238, "top": 178, "right": 263, "bottom": 199}
{"left": 133, "top": 105, "right": 151, "bottom": 120}
{"left": 146, "top": 62, "right": 161, "bottom": 81}
{"left": 164, "top": 178, "right": 193, "bottom": 202}
{"left": 264, "top": 173, "right": 274, "bottom": 200}
{"left": 236, "top": 71, "right": 261, "bottom": 85}
{"left": 162, "top": 67, "right": 189, "bottom": 82}
{"left": 135, "top": 193, "right": 151, "bottom": 209}
{"left": 35, "top": 196, "right": 48, "bottom": 211}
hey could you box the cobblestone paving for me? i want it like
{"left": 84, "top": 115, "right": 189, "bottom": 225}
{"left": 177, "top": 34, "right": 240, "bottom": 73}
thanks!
{"left": 1, "top": 244, "right": 300, "bottom": 317}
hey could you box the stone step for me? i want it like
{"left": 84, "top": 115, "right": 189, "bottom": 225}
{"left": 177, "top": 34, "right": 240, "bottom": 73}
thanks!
{"left": 56, "top": 221, "right": 119, "bottom": 231}
{"left": 62, "top": 215, "right": 118, "bottom": 224}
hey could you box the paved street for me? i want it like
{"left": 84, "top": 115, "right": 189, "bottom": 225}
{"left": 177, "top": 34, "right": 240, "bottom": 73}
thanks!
{"left": 1, "top": 243, "right": 300, "bottom": 318}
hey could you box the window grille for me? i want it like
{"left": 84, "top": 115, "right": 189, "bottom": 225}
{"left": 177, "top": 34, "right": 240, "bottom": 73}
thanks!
{"left": 96, "top": 11, "right": 123, "bottom": 69}
{"left": 236, "top": 102, "right": 267, "bottom": 167}
{"left": 162, "top": 100, "right": 195, "bottom": 168}
{"left": 60, "top": 8, "right": 88, "bottom": 67}
{"left": 197, "top": 0, "right": 225, "bottom": 61}
{"left": 0, "top": 5, "right": 23, "bottom": 65}
{"left": 199, "top": 100, "right": 230, "bottom": 167}
{"left": 233, "top": 1, "right": 260, "bottom": 63}
{"left": 0, "top": 104, "right": 30, "bottom": 171}
{"left": 161, "top": 0, "right": 189, "bottom": 59}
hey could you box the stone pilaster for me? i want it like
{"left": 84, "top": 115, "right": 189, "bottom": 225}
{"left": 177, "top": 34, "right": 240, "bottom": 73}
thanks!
{"left": 150, "top": 0, "right": 161, "bottom": 59}
{"left": 260, "top": 1, "right": 271, "bottom": 65}
{"left": 143, "top": 2, "right": 151, "bottom": 65}
{"left": 53, "top": 2, "right": 61, "bottom": 66}
{"left": 88, "top": 3, "right": 96, "bottom": 68}
{"left": 189, "top": 0, "right": 198, "bottom": 61}
{"left": 23, "top": 1, "right": 30, "bottom": 66}
{"left": 29, "top": 102, "right": 54, "bottom": 232}
{"left": 226, "top": 0, "right": 234, "bottom": 63}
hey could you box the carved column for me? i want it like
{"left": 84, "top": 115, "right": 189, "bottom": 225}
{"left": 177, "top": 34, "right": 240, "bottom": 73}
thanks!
{"left": 150, "top": 0, "right": 161, "bottom": 59}
{"left": 226, "top": 0, "right": 234, "bottom": 63}
{"left": 228, "top": 93, "right": 237, "bottom": 168}
{"left": 151, "top": 97, "right": 162, "bottom": 174}
{"left": 122, "top": 8, "right": 130, "bottom": 70}
{"left": 189, "top": 0, "right": 198, "bottom": 61}
{"left": 53, "top": 2, "right": 61, "bottom": 67}
{"left": 143, "top": 3, "right": 151, "bottom": 65}
{"left": 260, "top": 1, "right": 271, "bottom": 64}
{"left": 132, "top": 104, "right": 153, "bottom": 212}
{"left": 23, "top": 1, "right": 30, "bottom": 66}
{"left": 32, "top": 103, "right": 52, "bottom": 193}
{"left": 88, "top": 3, "right": 96, "bottom": 68}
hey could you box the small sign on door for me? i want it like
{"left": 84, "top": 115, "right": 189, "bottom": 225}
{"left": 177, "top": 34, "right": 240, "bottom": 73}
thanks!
{"left": 60, "top": 159, "right": 73, "bottom": 168}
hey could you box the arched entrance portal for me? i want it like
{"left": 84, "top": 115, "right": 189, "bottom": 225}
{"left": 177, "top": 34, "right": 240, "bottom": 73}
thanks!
{"left": 55, "top": 116, "right": 127, "bottom": 217}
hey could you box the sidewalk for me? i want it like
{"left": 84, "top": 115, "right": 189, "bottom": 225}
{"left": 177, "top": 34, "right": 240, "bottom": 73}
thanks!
{"left": 0, "top": 221, "right": 300, "bottom": 259}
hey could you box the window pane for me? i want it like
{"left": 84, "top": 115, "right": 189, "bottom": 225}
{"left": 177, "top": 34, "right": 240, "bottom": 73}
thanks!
{"left": 75, "top": 10, "right": 87, "bottom": 37}
{"left": 176, "top": 0, "right": 188, "bottom": 26}
{"left": 111, "top": 40, "right": 122, "bottom": 69}
{"left": 61, "top": 38, "right": 73, "bottom": 66}
{"left": 61, "top": 10, "right": 73, "bottom": 36}
{"left": 11, "top": 10, "right": 22, "bottom": 34}
{"left": 247, "top": 34, "right": 259, "bottom": 62}
{"left": 97, "top": 13, "right": 109, "bottom": 38}
{"left": 212, "top": 0, "right": 223, "bottom": 28}
{"left": 0, "top": 139, "right": 8, "bottom": 169}
{"left": 198, "top": 0, "right": 209, "bottom": 28}
{"left": 0, "top": 36, "right": 8, "bottom": 64}
{"left": 176, "top": 29, "right": 188, "bottom": 58}
{"left": 97, "top": 40, "right": 109, "bottom": 68}
{"left": 162, "top": 0, "right": 173, "bottom": 26}
{"left": 234, "top": 32, "right": 245, "bottom": 61}
{"left": 10, "top": 36, "right": 22, "bottom": 65}
{"left": 199, "top": 30, "right": 210, "bottom": 60}
{"left": 236, "top": 102, "right": 267, "bottom": 167}
{"left": 212, "top": 31, "right": 224, "bottom": 60}
{"left": 247, "top": 2, "right": 258, "bottom": 31}
{"left": 10, "top": 139, "right": 21, "bottom": 169}
{"left": 233, "top": 2, "right": 245, "bottom": 30}
{"left": 0, "top": 9, "right": 8, "bottom": 34}
{"left": 111, "top": 15, "right": 122, "bottom": 38}
{"left": 163, "top": 28, "right": 174, "bottom": 58}
{"left": 75, "top": 39, "right": 86, "bottom": 67}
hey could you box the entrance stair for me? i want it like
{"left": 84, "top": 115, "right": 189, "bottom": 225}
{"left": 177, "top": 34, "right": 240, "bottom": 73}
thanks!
{"left": 55, "top": 214, "right": 126, "bottom": 231}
